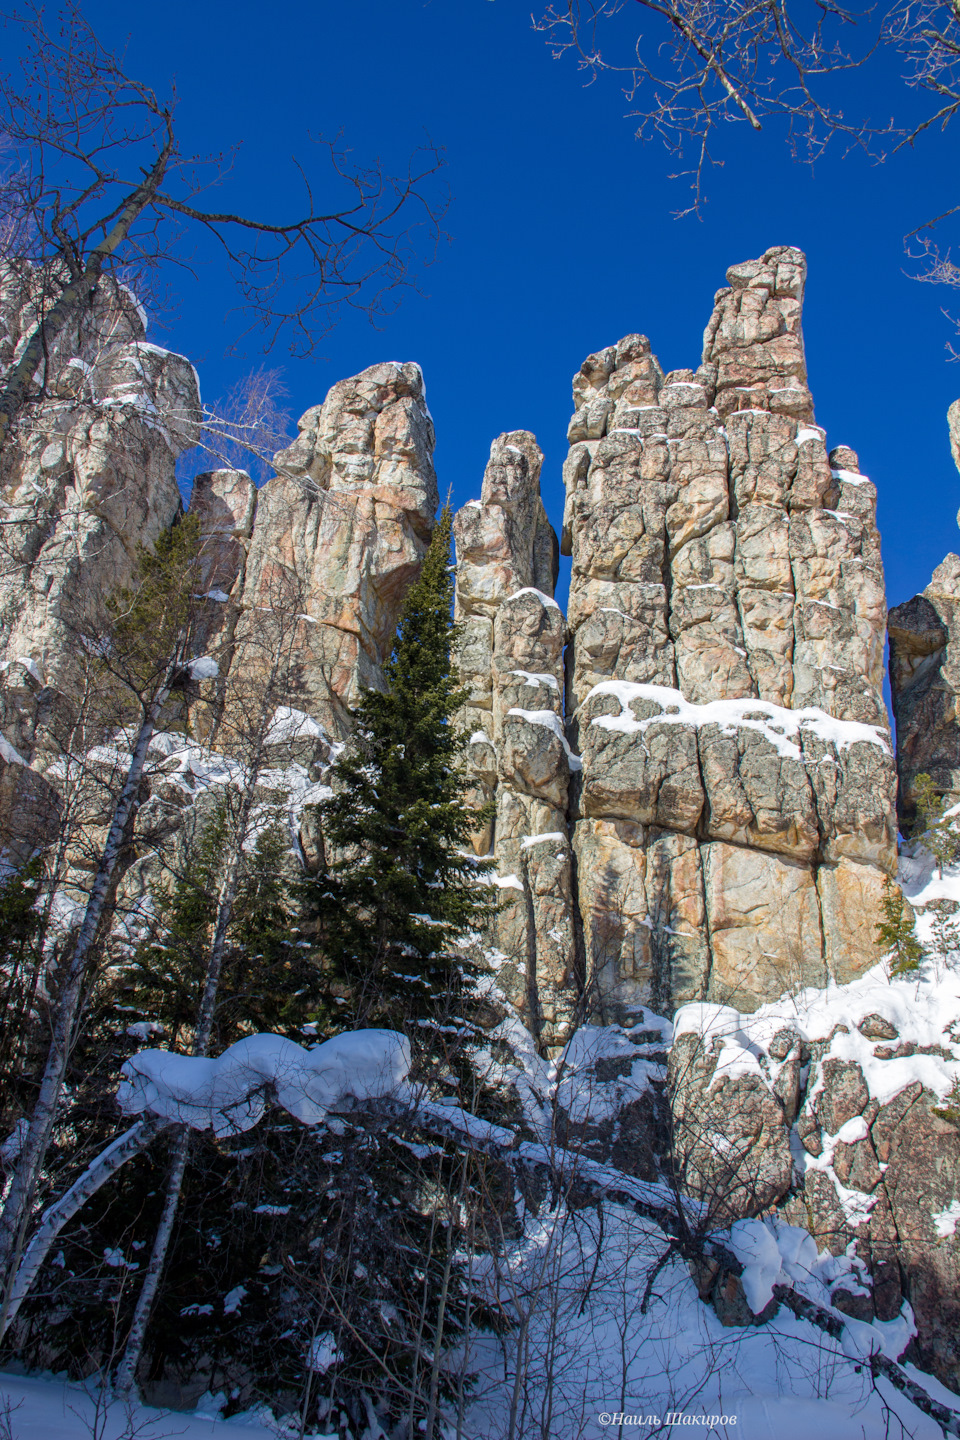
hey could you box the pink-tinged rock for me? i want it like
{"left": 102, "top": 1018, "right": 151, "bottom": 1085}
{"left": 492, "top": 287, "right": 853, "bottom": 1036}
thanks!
{"left": 239, "top": 362, "right": 437, "bottom": 736}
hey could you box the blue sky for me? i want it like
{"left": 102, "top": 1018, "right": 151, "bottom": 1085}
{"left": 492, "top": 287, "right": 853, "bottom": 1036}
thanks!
{"left": 82, "top": 0, "right": 960, "bottom": 612}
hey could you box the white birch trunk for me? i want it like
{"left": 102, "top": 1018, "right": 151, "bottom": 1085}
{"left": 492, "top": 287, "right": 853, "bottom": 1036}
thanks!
{"left": 0, "top": 663, "right": 180, "bottom": 1329}
{"left": 0, "top": 1118, "right": 168, "bottom": 1338}
{"left": 112, "top": 1125, "right": 190, "bottom": 1395}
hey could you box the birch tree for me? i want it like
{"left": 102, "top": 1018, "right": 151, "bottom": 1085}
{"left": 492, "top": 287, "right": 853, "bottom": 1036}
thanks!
{"left": 112, "top": 578, "right": 322, "bottom": 1394}
{"left": 0, "top": 515, "right": 207, "bottom": 1333}
{"left": 532, "top": 0, "right": 960, "bottom": 228}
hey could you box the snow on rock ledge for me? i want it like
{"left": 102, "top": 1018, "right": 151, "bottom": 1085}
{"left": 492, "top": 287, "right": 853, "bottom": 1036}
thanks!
{"left": 670, "top": 949, "right": 960, "bottom": 1389}
{"left": 584, "top": 681, "right": 890, "bottom": 759}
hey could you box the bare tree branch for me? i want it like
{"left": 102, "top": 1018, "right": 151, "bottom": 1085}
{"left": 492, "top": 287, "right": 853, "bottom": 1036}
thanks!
{"left": 534, "top": 0, "right": 887, "bottom": 213}
{"left": 0, "top": 1, "right": 447, "bottom": 450}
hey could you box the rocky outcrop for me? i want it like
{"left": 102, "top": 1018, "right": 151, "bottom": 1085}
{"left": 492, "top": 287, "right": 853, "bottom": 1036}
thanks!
{"left": 0, "top": 324, "right": 436, "bottom": 891}
{"left": 239, "top": 361, "right": 437, "bottom": 738}
{"left": 949, "top": 398, "right": 960, "bottom": 485}
{"left": 889, "top": 555, "right": 960, "bottom": 825}
{"left": 0, "top": 270, "right": 201, "bottom": 825}
{"left": 456, "top": 246, "right": 896, "bottom": 1032}
{"left": 453, "top": 434, "right": 576, "bottom": 1049}
{"left": 887, "top": 398, "right": 960, "bottom": 825}
{"left": 666, "top": 986, "right": 960, "bottom": 1394}
{"left": 453, "top": 247, "right": 897, "bottom": 1038}
{"left": 562, "top": 247, "right": 896, "bottom": 1019}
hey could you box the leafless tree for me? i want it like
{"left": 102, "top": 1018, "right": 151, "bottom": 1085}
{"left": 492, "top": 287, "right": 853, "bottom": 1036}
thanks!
{"left": 113, "top": 573, "right": 319, "bottom": 1393}
{"left": 534, "top": 0, "right": 890, "bottom": 214}
{"left": 178, "top": 366, "right": 294, "bottom": 491}
{"left": 0, "top": 0, "right": 445, "bottom": 451}
{"left": 0, "top": 515, "right": 211, "bottom": 1337}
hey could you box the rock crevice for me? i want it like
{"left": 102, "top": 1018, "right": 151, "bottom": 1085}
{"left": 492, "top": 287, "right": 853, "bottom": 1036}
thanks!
{"left": 457, "top": 247, "right": 897, "bottom": 1033}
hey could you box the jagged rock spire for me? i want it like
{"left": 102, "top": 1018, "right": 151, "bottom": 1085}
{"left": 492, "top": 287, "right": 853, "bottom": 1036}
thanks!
{"left": 457, "top": 246, "right": 897, "bottom": 1035}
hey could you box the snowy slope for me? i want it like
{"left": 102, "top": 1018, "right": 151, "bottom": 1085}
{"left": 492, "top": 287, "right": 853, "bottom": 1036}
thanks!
{"left": 460, "top": 1203, "right": 947, "bottom": 1440}
{"left": 0, "top": 1370, "right": 301, "bottom": 1440}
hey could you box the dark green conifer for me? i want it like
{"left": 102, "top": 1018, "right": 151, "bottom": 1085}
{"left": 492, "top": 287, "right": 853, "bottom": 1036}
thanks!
{"left": 105, "top": 512, "right": 206, "bottom": 702}
{"left": 0, "top": 856, "right": 45, "bottom": 1117}
{"left": 306, "top": 506, "right": 495, "bottom": 1031}
{"left": 876, "top": 878, "right": 925, "bottom": 978}
{"left": 913, "top": 772, "right": 960, "bottom": 879}
{"left": 119, "top": 810, "right": 313, "bottom": 1049}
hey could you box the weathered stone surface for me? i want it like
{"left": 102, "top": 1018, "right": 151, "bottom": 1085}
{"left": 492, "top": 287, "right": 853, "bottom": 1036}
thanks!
{"left": 453, "top": 434, "right": 573, "bottom": 1047}
{"left": 889, "top": 552, "right": 960, "bottom": 824}
{"left": 189, "top": 469, "right": 258, "bottom": 597}
{"left": 949, "top": 398, "right": 960, "bottom": 487}
{"left": 786, "top": 1064, "right": 960, "bottom": 1387}
{"left": 669, "top": 1028, "right": 794, "bottom": 1221}
{"left": 556, "top": 246, "right": 896, "bottom": 1015}
{"left": 573, "top": 820, "right": 709, "bottom": 1020}
{"left": 454, "top": 432, "right": 557, "bottom": 617}
{"left": 702, "top": 843, "right": 826, "bottom": 1011}
{"left": 817, "top": 859, "right": 891, "bottom": 985}
{"left": 703, "top": 246, "right": 812, "bottom": 422}
{"left": 0, "top": 272, "right": 201, "bottom": 768}
{"left": 240, "top": 362, "right": 437, "bottom": 738}
{"left": 184, "top": 470, "right": 259, "bottom": 680}
{"left": 0, "top": 744, "right": 62, "bottom": 865}
{"left": 815, "top": 1059, "right": 869, "bottom": 1133}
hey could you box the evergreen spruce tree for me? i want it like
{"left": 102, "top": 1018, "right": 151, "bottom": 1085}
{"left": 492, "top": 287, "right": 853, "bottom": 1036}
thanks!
{"left": 117, "top": 810, "right": 315, "bottom": 1051}
{"left": 933, "top": 1078, "right": 960, "bottom": 1128}
{"left": 119, "top": 802, "right": 228, "bottom": 1052}
{"left": 22, "top": 813, "right": 320, "bottom": 1383}
{"left": 292, "top": 507, "right": 500, "bottom": 1436}
{"left": 912, "top": 772, "right": 960, "bottom": 879}
{"left": 927, "top": 898, "right": 960, "bottom": 971}
{"left": 876, "top": 878, "right": 926, "bottom": 978}
{"left": 305, "top": 505, "right": 495, "bottom": 1034}
{"left": 225, "top": 822, "right": 316, "bottom": 1037}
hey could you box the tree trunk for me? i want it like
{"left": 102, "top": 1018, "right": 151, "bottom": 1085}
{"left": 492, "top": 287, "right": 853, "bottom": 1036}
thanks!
{"left": 0, "top": 1118, "right": 167, "bottom": 1338}
{"left": 0, "top": 661, "right": 181, "bottom": 1329}
{"left": 114, "top": 675, "right": 276, "bottom": 1392}
{"left": 113, "top": 1125, "right": 190, "bottom": 1395}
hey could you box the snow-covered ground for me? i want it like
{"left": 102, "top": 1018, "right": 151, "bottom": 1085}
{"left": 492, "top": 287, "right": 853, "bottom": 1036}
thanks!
{"left": 0, "top": 1370, "right": 302, "bottom": 1440}
{"left": 460, "top": 1203, "right": 949, "bottom": 1440}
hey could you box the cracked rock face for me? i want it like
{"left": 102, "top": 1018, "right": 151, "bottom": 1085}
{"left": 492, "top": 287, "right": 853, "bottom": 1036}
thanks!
{"left": 889, "top": 553, "right": 960, "bottom": 826}
{"left": 459, "top": 247, "right": 897, "bottom": 1036}
{"left": 789, "top": 1060, "right": 960, "bottom": 1391}
{"left": 239, "top": 361, "right": 438, "bottom": 739}
{"left": 564, "top": 246, "right": 896, "bottom": 1019}
{"left": 0, "top": 269, "right": 201, "bottom": 775}
{"left": 887, "top": 402, "right": 960, "bottom": 826}
{"left": 453, "top": 433, "right": 574, "bottom": 1049}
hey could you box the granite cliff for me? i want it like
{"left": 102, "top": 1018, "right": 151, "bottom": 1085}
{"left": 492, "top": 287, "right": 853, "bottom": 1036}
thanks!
{"left": 2, "top": 247, "right": 960, "bottom": 1405}
{"left": 457, "top": 246, "right": 896, "bottom": 1042}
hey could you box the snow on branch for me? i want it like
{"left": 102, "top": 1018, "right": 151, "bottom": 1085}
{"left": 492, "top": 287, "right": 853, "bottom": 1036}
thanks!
{"left": 117, "top": 1030, "right": 411, "bottom": 1137}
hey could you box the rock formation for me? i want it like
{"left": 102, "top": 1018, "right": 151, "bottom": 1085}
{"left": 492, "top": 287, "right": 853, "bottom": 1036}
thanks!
{"left": 666, "top": 988, "right": 960, "bottom": 1394}
{"left": 0, "top": 267, "right": 201, "bottom": 858}
{"left": 888, "top": 402, "right": 960, "bottom": 824}
{"left": 458, "top": 246, "right": 897, "bottom": 1035}
{"left": 452, "top": 433, "right": 577, "bottom": 1049}
{"left": 5, "top": 250, "right": 960, "bottom": 1408}
{"left": 0, "top": 272, "right": 200, "bottom": 747}
{"left": 239, "top": 361, "right": 437, "bottom": 738}
{"left": 889, "top": 555, "right": 960, "bottom": 825}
